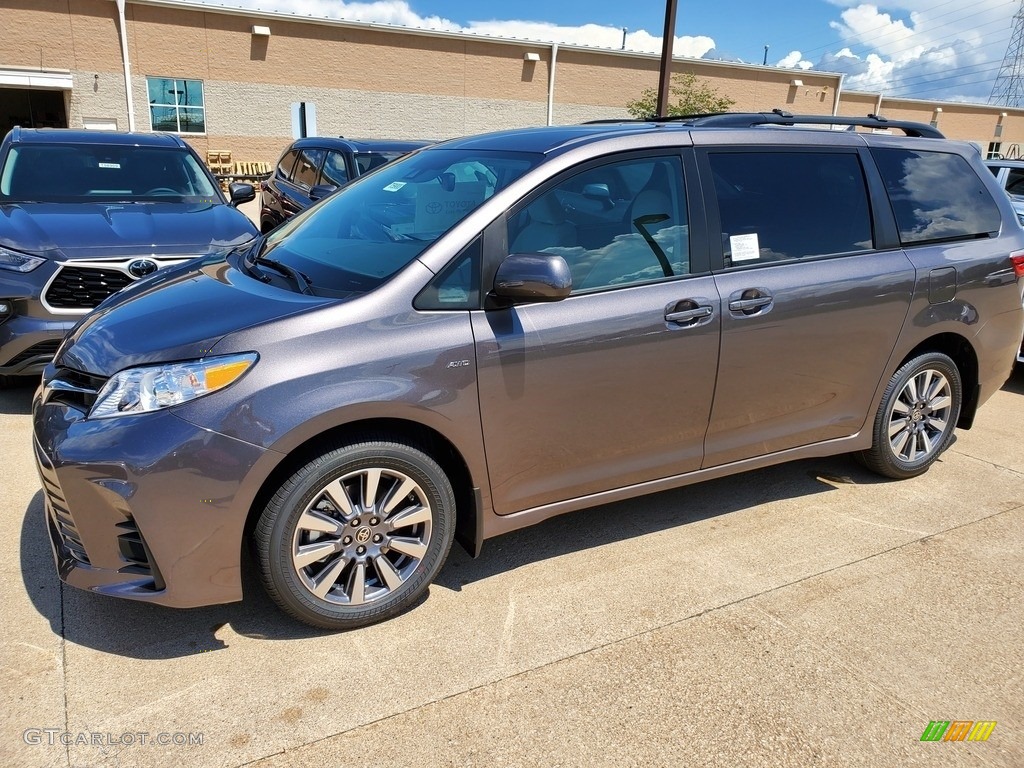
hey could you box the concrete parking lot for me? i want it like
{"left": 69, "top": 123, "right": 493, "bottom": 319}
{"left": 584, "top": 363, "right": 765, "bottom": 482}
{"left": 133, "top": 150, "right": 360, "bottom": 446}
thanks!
{"left": 2, "top": 362, "right": 1022, "bottom": 768}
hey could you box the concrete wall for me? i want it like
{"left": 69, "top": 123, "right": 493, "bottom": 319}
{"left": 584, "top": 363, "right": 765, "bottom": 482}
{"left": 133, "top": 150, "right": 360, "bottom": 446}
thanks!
{"left": 1, "top": 0, "right": 1023, "bottom": 165}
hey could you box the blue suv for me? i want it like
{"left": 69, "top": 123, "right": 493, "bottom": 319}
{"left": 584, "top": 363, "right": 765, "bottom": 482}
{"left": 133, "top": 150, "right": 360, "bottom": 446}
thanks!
{"left": 0, "top": 128, "right": 258, "bottom": 381}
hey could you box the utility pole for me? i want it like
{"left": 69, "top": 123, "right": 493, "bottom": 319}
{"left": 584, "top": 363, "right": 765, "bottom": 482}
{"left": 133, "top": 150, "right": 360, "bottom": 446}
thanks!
{"left": 991, "top": 0, "right": 1024, "bottom": 107}
{"left": 656, "top": 0, "right": 679, "bottom": 117}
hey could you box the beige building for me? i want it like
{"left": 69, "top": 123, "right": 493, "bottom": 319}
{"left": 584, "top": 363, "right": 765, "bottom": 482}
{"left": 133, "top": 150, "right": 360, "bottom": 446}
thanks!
{"left": 2, "top": 0, "right": 1023, "bottom": 164}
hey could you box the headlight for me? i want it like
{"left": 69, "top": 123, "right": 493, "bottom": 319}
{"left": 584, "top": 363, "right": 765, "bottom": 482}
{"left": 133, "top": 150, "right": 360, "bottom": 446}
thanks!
{"left": 89, "top": 352, "right": 257, "bottom": 419}
{"left": 0, "top": 245, "right": 45, "bottom": 272}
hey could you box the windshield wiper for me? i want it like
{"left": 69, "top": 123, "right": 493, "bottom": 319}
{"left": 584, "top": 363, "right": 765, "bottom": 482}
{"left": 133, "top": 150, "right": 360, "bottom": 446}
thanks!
{"left": 252, "top": 254, "right": 315, "bottom": 295}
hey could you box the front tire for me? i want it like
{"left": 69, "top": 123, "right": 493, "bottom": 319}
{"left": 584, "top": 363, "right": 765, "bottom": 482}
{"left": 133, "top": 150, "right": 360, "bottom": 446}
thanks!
{"left": 255, "top": 439, "right": 456, "bottom": 629}
{"left": 858, "top": 352, "right": 961, "bottom": 479}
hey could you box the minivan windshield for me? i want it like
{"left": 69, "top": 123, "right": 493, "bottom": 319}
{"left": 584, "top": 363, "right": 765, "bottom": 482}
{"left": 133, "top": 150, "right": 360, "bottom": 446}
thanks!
{"left": 0, "top": 144, "right": 220, "bottom": 203}
{"left": 257, "top": 148, "right": 540, "bottom": 296}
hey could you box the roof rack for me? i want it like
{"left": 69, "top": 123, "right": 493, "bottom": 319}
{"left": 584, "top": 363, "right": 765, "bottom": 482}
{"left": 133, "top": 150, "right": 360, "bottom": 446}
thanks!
{"left": 584, "top": 110, "right": 945, "bottom": 139}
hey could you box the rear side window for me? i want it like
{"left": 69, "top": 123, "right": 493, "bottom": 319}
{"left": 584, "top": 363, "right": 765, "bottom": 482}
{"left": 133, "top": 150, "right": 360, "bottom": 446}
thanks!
{"left": 710, "top": 151, "right": 873, "bottom": 266}
{"left": 277, "top": 149, "right": 299, "bottom": 181}
{"left": 292, "top": 148, "right": 324, "bottom": 191}
{"left": 1005, "top": 168, "right": 1024, "bottom": 196}
{"left": 872, "top": 149, "right": 1001, "bottom": 245}
{"left": 319, "top": 151, "right": 349, "bottom": 187}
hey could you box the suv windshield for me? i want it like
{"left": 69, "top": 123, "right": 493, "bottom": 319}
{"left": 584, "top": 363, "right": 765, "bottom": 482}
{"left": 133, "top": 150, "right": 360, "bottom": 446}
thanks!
{"left": 0, "top": 144, "right": 219, "bottom": 203}
{"left": 257, "top": 148, "right": 540, "bottom": 296}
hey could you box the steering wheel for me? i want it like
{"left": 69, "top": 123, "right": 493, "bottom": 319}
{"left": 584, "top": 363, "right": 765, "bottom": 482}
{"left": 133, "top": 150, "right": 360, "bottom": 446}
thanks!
{"left": 144, "top": 187, "right": 179, "bottom": 196}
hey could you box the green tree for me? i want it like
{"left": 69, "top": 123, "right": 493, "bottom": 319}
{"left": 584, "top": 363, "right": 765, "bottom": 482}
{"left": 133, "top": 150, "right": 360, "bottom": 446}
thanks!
{"left": 626, "top": 72, "right": 735, "bottom": 119}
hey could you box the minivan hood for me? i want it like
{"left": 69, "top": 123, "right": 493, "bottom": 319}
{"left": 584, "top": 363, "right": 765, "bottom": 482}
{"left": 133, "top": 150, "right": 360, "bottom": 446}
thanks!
{"left": 0, "top": 201, "right": 256, "bottom": 257}
{"left": 57, "top": 257, "right": 331, "bottom": 376}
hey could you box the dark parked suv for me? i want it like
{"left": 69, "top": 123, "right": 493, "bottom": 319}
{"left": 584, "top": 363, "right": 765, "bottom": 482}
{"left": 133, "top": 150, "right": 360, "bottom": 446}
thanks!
{"left": 33, "top": 113, "right": 1024, "bottom": 630}
{"left": 259, "top": 136, "right": 429, "bottom": 233}
{"left": 0, "top": 128, "right": 257, "bottom": 379}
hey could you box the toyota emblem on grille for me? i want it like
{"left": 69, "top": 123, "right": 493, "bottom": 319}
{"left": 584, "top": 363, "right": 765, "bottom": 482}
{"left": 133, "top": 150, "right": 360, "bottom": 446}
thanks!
{"left": 127, "top": 259, "right": 158, "bottom": 278}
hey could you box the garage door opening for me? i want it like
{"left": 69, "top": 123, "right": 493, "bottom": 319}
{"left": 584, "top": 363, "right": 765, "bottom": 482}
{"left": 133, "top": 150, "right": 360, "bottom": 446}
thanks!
{"left": 0, "top": 88, "right": 68, "bottom": 135}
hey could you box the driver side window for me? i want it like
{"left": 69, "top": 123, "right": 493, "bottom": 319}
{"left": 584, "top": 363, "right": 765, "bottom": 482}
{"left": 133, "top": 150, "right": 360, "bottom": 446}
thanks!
{"left": 508, "top": 155, "right": 689, "bottom": 293}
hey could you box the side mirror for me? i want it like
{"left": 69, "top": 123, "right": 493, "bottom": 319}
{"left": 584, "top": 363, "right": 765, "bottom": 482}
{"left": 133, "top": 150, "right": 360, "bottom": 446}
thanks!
{"left": 309, "top": 183, "right": 339, "bottom": 201}
{"left": 492, "top": 253, "right": 572, "bottom": 303}
{"left": 228, "top": 182, "right": 256, "bottom": 207}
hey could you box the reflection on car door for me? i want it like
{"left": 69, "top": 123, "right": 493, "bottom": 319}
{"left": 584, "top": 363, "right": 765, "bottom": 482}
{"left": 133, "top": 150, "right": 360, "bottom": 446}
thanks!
{"left": 473, "top": 154, "right": 721, "bottom": 514}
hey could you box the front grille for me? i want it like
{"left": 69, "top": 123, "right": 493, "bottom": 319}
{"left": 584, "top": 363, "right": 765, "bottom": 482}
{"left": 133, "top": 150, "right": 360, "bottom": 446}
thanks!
{"left": 45, "top": 367, "right": 106, "bottom": 411}
{"left": 45, "top": 266, "right": 133, "bottom": 309}
{"left": 35, "top": 445, "right": 90, "bottom": 564}
{"left": 3, "top": 339, "right": 61, "bottom": 368}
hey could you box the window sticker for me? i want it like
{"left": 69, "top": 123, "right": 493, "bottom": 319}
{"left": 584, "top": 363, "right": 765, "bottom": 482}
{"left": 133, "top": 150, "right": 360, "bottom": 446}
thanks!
{"left": 98, "top": 162, "right": 121, "bottom": 169}
{"left": 730, "top": 233, "right": 760, "bottom": 262}
{"left": 383, "top": 181, "right": 407, "bottom": 192}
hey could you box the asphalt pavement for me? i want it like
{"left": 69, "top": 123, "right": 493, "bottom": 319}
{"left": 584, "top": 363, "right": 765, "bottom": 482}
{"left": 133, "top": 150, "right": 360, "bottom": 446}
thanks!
{"left": 2, "top": 335, "right": 1022, "bottom": 766}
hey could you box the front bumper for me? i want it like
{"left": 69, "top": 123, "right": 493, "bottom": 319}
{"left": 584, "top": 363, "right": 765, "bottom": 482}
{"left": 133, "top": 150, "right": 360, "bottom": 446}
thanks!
{"left": 0, "top": 313, "right": 76, "bottom": 376}
{"left": 33, "top": 389, "right": 268, "bottom": 608}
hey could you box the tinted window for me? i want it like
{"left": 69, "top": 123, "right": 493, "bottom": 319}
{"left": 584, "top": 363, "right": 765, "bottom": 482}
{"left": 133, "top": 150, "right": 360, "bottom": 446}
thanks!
{"left": 293, "top": 148, "right": 324, "bottom": 190}
{"left": 277, "top": 150, "right": 299, "bottom": 181}
{"left": 1006, "top": 168, "right": 1024, "bottom": 196}
{"left": 509, "top": 156, "right": 689, "bottom": 293}
{"left": 355, "top": 152, "right": 404, "bottom": 174}
{"left": 319, "top": 151, "right": 349, "bottom": 187}
{"left": 873, "top": 149, "right": 1001, "bottom": 245}
{"left": 710, "top": 151, "right": 873, "bottom": 265}
{"left": 0, "top": 144, "right": 218, "bottom": 202}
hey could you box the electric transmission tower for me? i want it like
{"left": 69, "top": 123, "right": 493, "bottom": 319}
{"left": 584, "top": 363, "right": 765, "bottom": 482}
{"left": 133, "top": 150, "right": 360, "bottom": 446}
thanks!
{"left": 991, "top": 0, "right": 1024, "bottom": 107}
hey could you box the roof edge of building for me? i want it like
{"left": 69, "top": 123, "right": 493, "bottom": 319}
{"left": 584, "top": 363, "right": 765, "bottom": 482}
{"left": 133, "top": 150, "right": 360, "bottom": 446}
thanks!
{"left": 126, "top": 0, "right": 844, "bottom": 81}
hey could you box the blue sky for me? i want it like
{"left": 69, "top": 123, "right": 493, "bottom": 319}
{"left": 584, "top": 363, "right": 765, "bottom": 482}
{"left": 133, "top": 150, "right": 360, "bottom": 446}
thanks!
{"left": 202, "top": 0, "right": 1020, "bottom": 104}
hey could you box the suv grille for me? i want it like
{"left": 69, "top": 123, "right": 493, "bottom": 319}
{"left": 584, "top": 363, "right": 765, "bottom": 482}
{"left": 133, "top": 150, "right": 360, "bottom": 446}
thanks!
{"left": 45, "top": 266, "right": 133, "bottom": 310}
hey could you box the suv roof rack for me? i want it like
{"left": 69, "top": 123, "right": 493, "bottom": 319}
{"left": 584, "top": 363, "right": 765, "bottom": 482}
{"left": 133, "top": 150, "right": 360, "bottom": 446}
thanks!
{"left": 584, "top": 110, "right": 944, "bottom": 139}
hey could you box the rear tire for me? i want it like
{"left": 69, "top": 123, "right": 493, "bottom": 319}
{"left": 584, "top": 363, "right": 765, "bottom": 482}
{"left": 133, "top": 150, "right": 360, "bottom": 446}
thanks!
{"left": 858, "top": 352, "right": 961, "bottom": 479}
{"left": 255, "top": 439, "right": 456, "bottom": 630}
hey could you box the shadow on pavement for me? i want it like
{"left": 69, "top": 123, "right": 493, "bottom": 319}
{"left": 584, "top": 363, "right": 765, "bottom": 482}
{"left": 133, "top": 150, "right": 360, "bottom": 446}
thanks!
{"left": 0, "top": 379, "right": 36, "bottom": 415}
{"left": 1002, "top": 363, "right": 1024, "bottom": 395}
{"left": 20, "top": 452, "right": 890, "bottom": 659}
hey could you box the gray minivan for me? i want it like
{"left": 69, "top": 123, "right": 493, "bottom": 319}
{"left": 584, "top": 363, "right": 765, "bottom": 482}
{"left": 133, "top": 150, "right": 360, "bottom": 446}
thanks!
{"left": 33, "top": 113, "right": 1024, "bottom": 629}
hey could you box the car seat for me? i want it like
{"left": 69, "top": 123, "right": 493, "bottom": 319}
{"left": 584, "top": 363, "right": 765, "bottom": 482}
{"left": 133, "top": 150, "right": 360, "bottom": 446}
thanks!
{"left": 510, "top": 192, "right": 577, "bottom": 253}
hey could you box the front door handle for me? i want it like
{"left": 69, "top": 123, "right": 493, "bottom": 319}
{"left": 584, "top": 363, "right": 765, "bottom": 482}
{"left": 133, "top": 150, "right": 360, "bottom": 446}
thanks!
{"left": 665, "top": 299, "right": 714, "bottom": 325}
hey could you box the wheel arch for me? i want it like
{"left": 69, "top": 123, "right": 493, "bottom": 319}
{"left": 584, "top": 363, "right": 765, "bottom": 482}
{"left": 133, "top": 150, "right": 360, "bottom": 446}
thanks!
{"left": 895, "top": 332, "right": 979, "bottom": 429}
{"left": 243, "top": 417, "right": 482, "bottom": 564}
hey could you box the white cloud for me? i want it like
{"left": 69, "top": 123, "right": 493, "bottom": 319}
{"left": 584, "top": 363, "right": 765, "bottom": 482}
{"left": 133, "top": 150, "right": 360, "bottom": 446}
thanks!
{"left": 190, "top": 0, "right": 1014, "bottom": 102}
{"left": 819, "top": 2, "right": 1011, "bottom": 102}
{"left": 776, "top": 51, "right": 814, "bottom": 70}
{"left": 192, "top": 0, "right": 715, "bottom": 57}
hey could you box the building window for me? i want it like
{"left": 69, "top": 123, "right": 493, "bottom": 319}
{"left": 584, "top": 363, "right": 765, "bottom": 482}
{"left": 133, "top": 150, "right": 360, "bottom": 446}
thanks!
{"left": 147, "top": 77, "right": 205, "bottom": 134}
{"left": 987, "top": 142, "right": 1002, "bottom": 159}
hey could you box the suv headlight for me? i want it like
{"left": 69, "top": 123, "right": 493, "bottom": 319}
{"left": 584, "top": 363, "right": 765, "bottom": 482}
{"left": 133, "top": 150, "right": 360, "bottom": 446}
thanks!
{"left": 0, "top": 245, "right": 45, "bottom": 273}
{"left": 89, "top": 352, "right": 257, "bottom": 419}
